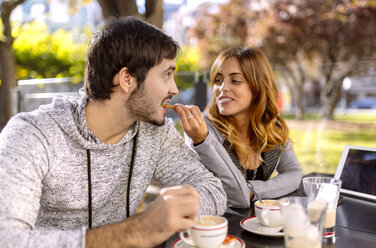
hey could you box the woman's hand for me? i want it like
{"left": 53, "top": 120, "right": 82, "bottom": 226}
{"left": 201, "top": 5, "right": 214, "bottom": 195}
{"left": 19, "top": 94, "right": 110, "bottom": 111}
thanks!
{"left": 174, "top": 104, "right": 208, "bottom": 145}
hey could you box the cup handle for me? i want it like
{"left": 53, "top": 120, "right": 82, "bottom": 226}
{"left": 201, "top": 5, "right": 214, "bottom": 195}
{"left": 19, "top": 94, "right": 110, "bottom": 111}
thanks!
{"left": 179, "top": 231, "right": 195, "bottom": 246}
{"left": 261, "top": 209, "right": 270, "bottom": 225}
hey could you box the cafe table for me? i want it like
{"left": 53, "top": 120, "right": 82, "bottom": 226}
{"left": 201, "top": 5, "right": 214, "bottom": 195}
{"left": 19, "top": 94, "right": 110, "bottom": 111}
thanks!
{"left": 224, "top": 194, "right": 376, "bottom": 248}
{"left": 163, "top": 194, "right": 376, "bottom": 248}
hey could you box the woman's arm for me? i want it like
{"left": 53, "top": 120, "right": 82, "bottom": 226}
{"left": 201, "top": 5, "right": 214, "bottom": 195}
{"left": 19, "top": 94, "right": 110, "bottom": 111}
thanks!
{"left": 173, "top": 105, "right": 251, "bottom": 208}
{"left": 250, "top": 141, "right": 303, "bottom": 199}
{"left": 184, "top": 117, "right": 251, "bottom": 208}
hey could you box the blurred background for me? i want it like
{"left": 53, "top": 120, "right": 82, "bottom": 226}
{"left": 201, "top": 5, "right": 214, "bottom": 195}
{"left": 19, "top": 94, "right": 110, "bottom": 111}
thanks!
{"left": 1, "top": 0, "right": 375, "bottom": 176}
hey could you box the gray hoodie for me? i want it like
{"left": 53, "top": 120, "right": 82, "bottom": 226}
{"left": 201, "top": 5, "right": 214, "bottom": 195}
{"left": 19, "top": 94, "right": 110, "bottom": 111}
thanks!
{"left": 0, "top": 96, "right": 226, "bottom": 248}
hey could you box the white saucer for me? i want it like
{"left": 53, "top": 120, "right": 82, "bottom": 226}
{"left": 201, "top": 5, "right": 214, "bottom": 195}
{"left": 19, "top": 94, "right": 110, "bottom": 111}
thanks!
{"left": 240, "top": 216, "right": 284, "bottom": 237}
{"left": 171, "top": 234, "right": 245, "bottom": 248}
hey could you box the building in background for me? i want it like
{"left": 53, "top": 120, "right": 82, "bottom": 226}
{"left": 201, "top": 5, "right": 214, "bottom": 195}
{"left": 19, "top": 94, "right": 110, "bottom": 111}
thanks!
{"left": 7, "top": 0, "right": 102, "bottom": 31}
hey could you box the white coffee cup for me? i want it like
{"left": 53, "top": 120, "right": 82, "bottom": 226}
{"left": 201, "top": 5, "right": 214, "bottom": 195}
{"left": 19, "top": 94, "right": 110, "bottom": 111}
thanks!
{"left": 255, "top": 200, "right": 283, "bottom": 227}
{"left": 179, "top": 215, "right": 228, "bottom": 248}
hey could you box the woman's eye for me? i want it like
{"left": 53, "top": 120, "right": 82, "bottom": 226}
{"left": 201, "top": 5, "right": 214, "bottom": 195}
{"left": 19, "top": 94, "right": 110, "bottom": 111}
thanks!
{"left": 214, "top": 79, "right": 222, "bottom": 85}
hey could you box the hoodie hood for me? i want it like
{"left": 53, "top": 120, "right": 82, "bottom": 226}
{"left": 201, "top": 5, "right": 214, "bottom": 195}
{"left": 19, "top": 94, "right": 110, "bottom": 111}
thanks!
{"left": 38, "top": 95, "right": 138, "bottom": 151}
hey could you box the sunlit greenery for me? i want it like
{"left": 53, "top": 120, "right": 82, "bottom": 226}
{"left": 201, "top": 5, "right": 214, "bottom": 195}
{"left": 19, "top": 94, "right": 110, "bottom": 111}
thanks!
{"left": 333, "top": 112, "right": 376, "bottom": 123}
{"left": 175, "top": 45, "right": 201, "bottom": 90}
{"left": 0, "top": 19, "right": 4, "bottom": 42}
{"left": 282, "top": 112, "right": 376, "bottom": 123}
{"left": 287, "top": 112, "right": 376, "bottom": 175}
{"left": 12, "top": 21, "right": 90, "bottom": 83}
{"left": 11, "top": 22, "right": 202, "bottom": 88}
{"left": 176, "top": 45, "right": 201, "bottom": 71}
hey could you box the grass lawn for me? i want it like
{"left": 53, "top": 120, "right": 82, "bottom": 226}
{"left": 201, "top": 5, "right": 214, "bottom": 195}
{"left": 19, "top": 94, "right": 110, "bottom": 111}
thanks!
{"left": 286, "top": 111, "right": 376, "bottom": 175}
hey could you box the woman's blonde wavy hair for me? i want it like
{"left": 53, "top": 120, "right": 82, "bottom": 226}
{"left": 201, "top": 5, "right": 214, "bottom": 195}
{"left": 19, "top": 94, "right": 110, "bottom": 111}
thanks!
{"left": 206, "top": 47, "right": 289, "bottom": 166}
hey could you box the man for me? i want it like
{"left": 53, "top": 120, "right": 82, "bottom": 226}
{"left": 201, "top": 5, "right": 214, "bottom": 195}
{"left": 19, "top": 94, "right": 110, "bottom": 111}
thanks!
{"left": 0, "top": 17, "right": 226, "bottom": 247}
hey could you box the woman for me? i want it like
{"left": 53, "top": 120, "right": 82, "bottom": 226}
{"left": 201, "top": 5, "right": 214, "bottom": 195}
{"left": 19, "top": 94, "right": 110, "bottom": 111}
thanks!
{"left": 175, "top": 47, "right": 302, "bottom": 208}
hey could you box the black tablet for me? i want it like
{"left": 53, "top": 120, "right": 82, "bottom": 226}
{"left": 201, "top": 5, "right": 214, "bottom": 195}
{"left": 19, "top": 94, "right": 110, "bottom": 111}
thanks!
{"left": 334, "top": 145, "right": 376, "bottom": 201}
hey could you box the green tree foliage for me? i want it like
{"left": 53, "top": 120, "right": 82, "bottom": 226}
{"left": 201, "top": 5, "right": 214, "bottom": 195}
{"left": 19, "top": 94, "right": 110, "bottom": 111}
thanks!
{"left": 175, "top": 45, "right": 201, "bottom": 90}
{"left": 176, "top": 45, "right": 200, "bottom": 72}
{"left": 0, "top": 19, "right": 4, "bottom": 42}
{"left": 12, "top": 21, "right": 89, "bottom": 84}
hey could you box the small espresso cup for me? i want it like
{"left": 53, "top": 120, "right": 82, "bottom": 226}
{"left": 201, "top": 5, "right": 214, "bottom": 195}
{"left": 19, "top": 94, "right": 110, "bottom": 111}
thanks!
{"left": 179, "top": 215, "right": 228, "bottom": 248}
{"left": 255, "top": 200, "right": 283, "bottom": 227}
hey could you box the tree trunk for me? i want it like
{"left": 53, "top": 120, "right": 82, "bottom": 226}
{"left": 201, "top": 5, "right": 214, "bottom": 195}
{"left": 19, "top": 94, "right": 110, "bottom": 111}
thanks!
{"left": 96, "top": 0, "right": 140, "bottom": 19}
{"left": 0, "top": 0, "right": 26, "bottom": 130}
{"left": 322, "top": 99, "right": 333, "bottom": 120}
{"left": 145, "top": 0, "right": 163, "bottom": 29}
{"left": 294, "top": 83, "right": 304, "bottom": 120}
{"left": 286, "top": 83, "right": 296, "bottom": 112}
{"left": 0, "top": 43, "right": 18, "bottom": 129}
{"left": 322, "top": 79, "right": 344, "bottom": 120}
{"left": 96, "top": 0, "right": 164, "bottom": 28}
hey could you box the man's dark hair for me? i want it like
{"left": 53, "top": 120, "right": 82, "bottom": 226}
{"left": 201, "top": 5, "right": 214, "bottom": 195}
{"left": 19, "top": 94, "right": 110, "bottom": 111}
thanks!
{"left": 84, "top": 16, "right": 180, "bottom": 99}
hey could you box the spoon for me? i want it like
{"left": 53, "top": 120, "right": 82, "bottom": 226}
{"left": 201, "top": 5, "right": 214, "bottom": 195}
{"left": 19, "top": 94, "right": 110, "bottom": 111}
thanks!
{"left": 247, "top": 182, "right": 264, "bottom": 204}
{"left": 197, "top": 215, "right": 202, "bottom": 224}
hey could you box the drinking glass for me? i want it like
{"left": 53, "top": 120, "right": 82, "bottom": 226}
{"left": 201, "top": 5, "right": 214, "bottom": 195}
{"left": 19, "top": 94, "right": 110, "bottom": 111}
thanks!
{"left": 303, "top": 177, "right": 342, "bottom": 240}
{"left": 279, "top": 197, "right": 327, "bottom": 248}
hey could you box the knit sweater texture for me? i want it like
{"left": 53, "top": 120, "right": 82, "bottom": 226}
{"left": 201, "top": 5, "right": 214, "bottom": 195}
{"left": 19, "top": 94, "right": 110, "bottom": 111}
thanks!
{"left": 0, "top": 96, "right": 227, "bottom": 248}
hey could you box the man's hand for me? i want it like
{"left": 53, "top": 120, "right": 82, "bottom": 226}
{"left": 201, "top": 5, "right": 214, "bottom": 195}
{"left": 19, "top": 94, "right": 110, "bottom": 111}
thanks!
{"left": 174, "top": 104, "right": 208, "bottom": 145}
{"left": 139, "top": 185, "right": 201, "bottom": 244}
{"left": 86, "top": 185, "right": 201, "bottom": 248}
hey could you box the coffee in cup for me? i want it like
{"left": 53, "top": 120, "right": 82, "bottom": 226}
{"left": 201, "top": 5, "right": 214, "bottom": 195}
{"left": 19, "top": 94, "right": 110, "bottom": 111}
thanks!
{"left": 255, "top": 200, "right": 283, "bottom": 227}
{"left": 179, "top": 215, "right": 228, "bottom": 248}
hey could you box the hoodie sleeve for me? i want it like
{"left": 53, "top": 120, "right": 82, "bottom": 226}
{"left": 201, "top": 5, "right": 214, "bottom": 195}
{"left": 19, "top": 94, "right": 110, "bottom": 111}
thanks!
{"left": 0, "top": 116, "right": 85, "bottom": 248}
{"left": 152, "top": 119, "right": 227, "bottom": 216}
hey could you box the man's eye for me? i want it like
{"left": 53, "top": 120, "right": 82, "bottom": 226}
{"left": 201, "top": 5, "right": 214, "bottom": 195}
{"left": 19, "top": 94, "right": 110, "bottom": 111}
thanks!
{"left": 166, "top": 72, "right": 174, "bottom": 80}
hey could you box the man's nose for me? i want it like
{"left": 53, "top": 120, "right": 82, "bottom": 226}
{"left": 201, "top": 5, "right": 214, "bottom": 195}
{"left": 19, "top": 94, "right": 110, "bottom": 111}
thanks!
{"left": 169, "top": 78, "right": 179, "bottom": 95}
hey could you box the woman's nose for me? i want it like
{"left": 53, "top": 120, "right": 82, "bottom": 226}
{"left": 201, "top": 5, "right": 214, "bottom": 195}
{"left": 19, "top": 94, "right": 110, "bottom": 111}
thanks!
{"left": 219, "top": 81, "right": 228, "bottom": 92}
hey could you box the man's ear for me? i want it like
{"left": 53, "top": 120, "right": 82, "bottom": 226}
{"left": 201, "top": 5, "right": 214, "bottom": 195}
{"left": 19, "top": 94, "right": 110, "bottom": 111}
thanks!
{"left": 117, "top": 67, "right": 137, "bottom": 94}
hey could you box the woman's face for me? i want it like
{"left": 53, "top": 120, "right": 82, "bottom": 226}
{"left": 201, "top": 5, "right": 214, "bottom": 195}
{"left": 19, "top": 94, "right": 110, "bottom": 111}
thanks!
{"left": 213, "top": 58, "right": 253, "bottom": 120}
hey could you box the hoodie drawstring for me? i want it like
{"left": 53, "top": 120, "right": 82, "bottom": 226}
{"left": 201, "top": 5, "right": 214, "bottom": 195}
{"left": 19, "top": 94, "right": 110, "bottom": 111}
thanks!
{"left": 87, "top": 149, "right": 92, "bottom": 229}
{"left": 127, "top": 131, "right": 138, "bottom": 219}
{"left": 86, "top": 131, "right": 138, "bottom": 229}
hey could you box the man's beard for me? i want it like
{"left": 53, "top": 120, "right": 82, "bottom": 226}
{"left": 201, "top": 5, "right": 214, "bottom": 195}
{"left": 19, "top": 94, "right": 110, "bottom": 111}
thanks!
{"left": 126, "top": 84, "right": 165, "bottom": 126}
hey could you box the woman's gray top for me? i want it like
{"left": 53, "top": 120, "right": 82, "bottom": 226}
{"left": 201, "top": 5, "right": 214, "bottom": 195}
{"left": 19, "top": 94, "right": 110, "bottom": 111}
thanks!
{"left": 186, "top": 116, "right": 302, "bottom": 208}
